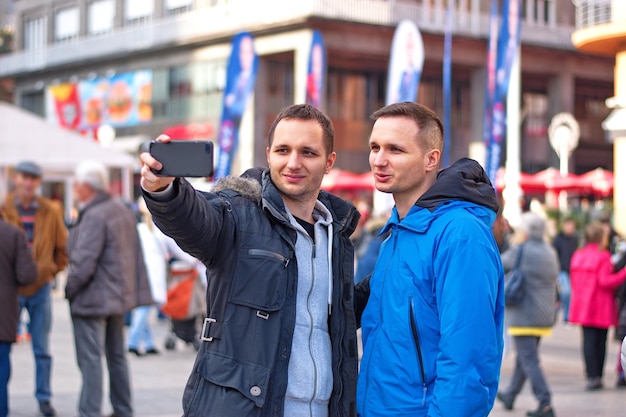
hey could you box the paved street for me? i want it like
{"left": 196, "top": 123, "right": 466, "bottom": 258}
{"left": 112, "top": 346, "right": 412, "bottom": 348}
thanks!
{"left": 8, "top": 289, "right": 625, "bottom": 417}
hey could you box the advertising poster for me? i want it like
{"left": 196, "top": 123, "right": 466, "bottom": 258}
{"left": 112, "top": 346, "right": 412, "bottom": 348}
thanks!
{"left": 46, "top": 70, "right": 152, "bottom": 132}
{"left": 485, "top": 0, "right": 522, "bottom": 185}
{"left": 305, "top": 30, "right": 326, "bottom": 109}
{"left": 80, "top": 70, "right": 153, "bottom": 129}
{"left": 214, "top": 32, "right": 259, "bottom": 179}
{"left": 47, "top": 82, "right": 82, "bottom": 130}
{"left": 385, "top": 20, "right": 424, "bottom": 105}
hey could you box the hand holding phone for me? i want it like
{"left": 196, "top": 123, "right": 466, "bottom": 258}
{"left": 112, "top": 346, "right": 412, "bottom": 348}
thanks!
{"left": 149, "top": 140, "right": 214, "bottom": 178}
{"left": 140, "top": 135, "right": 174, "bottom": 193}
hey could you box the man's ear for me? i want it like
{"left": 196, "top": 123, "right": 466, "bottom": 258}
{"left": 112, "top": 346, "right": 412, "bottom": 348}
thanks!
{"left": 326, "top": 152, "right": 337, "bottom": 174}
{"left": 425, "top": 149, "right": 441, "bottom": 172}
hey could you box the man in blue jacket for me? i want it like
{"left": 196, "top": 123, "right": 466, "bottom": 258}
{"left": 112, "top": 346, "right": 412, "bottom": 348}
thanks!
{"left": 355, "top": 102, "right": 505, "bottom": 417}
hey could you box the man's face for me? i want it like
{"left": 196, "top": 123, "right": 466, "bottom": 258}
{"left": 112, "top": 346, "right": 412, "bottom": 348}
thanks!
{"left": 369, "top": 116, "right": 437, "bottom": 200}
{"left": 562, "top": 220, "right": 576, "bottom": 236}
{"left": 266, "top": 118, "right": 335, "bottom": 205}
{"left": 73, "top": 181, "right": 91, "bottom": 204}
{"left": 13, "top": 173, "right": 42, "bottom": 201}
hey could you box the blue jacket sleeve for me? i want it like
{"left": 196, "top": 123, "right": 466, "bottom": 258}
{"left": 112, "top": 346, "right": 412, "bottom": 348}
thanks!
{"left": 428, "top": 227, "right": 505, "bottom": 417}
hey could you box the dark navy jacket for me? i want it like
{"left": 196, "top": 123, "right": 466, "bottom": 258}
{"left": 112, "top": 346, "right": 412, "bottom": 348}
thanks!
{"left": 145, "top": 169, "right": 360, "bottom": 417}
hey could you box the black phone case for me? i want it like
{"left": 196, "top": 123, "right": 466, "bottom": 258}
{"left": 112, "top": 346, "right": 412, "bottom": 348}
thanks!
{"left": 149, "top": 140, "right": 214, "bottom": 178}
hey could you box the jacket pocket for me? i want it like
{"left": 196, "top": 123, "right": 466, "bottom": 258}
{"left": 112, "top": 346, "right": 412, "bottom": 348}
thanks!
{"left": 229, "top": 248, "right": 290, "bottom": 311}
{"left": 183, "top": 351, "right": 270, "bottom": 417}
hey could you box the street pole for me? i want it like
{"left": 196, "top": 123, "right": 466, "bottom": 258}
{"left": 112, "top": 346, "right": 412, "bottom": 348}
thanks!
{"left": 502, "top": 48, "right": 522, "bottom": 228}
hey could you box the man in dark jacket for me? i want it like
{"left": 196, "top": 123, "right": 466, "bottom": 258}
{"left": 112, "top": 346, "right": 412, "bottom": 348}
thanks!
{"left": 552, "top": 216, "right": 579, "bottom": 323}
{"left": 140, "top": 104, "right": 360, "bottom": 417}
{"left": 65, "top": 160, "right": 152, "bottom": 417}
{"left": 0, "top": 190, "right": 38, "bottom": 417}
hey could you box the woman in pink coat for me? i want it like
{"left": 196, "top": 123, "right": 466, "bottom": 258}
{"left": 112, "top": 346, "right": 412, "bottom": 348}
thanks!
{"left": 569, "top": 221, "right": 626, "bottom": 390}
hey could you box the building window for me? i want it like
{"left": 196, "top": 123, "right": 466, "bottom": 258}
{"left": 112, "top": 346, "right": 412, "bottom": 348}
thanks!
{"left": 152, "top": 60, "right": 227, "bottom": 122}
{"left": 125, "top": 0, "right": 154, "bottom": 25}
{"left": 165, "top": 0, "right": 193, "bottom": 16}
{"left": 523, "top": 0, "right": 555, "bottom": 26}
{"left": 267, "top": 59, "right": 293, "bottom": 114}
{"left": 54, "top": 6, "right": 79, "bottom": 43}
{"left": 20, "top": 90, "right": 45, "bottom": 116}
{"left": 24, "top": 16, "right": 47, "bottom": 51}
{"left": 89, "top": 0, "right": 115, "bottom": 35}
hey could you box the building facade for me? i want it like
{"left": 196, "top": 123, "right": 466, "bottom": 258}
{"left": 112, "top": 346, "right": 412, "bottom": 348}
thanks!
{"left": 572, "top": 0, "right": 626, "bottom": 234}
{"left": 0, "top": 0, "right": 615, "bottom": 184}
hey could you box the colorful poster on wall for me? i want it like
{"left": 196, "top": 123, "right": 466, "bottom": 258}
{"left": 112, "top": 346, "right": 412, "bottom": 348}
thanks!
{"left": 48, "top": 83, "right": 82, "bottom": 130}
{"left": 385, "top": 20, "right": 424, "bottom": 105}
{"left": 80, "top": 70, "right": 152, "bottom": 129}
{"left": 214, "top": 32, "right": 259, "bottom": 179}
{"left": 305, "top": 30, "right": 326, "bottom": 109}
{"left": 46, "top": 69, "right": 152, "bottom": 132}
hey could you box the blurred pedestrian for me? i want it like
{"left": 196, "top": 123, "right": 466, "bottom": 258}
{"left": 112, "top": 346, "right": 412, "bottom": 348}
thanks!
{"left": 1, "top": 182, "right": 38, "bottom": 417}
{"left": 3, "top": 161, "right": 67, "bottom": 417}
{"left": 353, "top": 212, "right": 389, "bottom": 284}
{"left": 65, "top": 161, "right": 152, "bottom": 417}
{"left": 497, "top": 212, "right": 559, "bottom": 417}
{"left": 569, "top": 221, "right": 626, "bottom": 391}
{"left": 552, "top": 216, "right": 579, "bottom": 323}
{"left": 355, "top": 102, "right": 504, "bottom": 417}
{"left": 622, "top": 336, "right": 626, "bottom": 373}
{"left": 614, "top": 247, "right": 626, "bottom": 387}
{"left": 127, "top": 198, "right": 167, "bottom": 356}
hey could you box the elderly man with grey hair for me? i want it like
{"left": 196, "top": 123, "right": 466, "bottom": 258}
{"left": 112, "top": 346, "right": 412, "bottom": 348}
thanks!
{"left": 65, "top": 160, "right": 152, "bottom": 417}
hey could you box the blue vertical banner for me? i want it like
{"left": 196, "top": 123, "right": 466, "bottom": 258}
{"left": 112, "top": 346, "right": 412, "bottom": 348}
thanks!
{"left": 306, "top": 30, "right": 326, "bottom": 109}
{"left": 215, "top": 32, "right": 259, "bottom": 179}
{"left": 386, "top": 20, "right": 424, "bottom": 105}
{"left": 442, "top": 1, "right": 453, "bottom": 168}
{"left": 485, "top": 0, "right": 522, "bottom": 185}
{"left": 483, "top": 0, "right": 499, "bottom": 183}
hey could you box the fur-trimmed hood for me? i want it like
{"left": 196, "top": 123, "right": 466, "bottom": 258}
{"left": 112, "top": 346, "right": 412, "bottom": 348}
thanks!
{"left": 211, "top": 167, "right": 359, "bottom": 237}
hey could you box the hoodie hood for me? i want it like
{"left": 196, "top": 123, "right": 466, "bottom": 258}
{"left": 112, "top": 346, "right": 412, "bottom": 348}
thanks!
{"left": 416, "top": 157, "right": 499, "bottom": 213}
{"left": 381, "top": 158, "right": 499, "bottom": 235}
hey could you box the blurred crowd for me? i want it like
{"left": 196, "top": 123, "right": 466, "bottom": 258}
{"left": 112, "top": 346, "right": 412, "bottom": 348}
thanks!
{"left": 0, "top": 160, "right": 206, "bottom": 417}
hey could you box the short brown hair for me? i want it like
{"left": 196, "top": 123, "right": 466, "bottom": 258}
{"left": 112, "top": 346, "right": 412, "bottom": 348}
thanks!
{"left": 584, "top": 221, "right": 606, "bottom": 245}
{"left": 267, "top": 104, "right": 334, "bottom": 155}
{"left": 370, "top": 102, "right": 443, "bottom": 152}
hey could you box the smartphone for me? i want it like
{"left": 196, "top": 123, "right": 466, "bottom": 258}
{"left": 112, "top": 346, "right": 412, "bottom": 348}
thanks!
{"left": 149, "top": 140, "right": 214, "bottom": 178}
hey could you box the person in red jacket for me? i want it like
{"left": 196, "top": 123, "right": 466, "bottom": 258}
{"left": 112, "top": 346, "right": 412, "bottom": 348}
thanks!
{"left": 569, "top": 221, "right": 626, "bottom": 391}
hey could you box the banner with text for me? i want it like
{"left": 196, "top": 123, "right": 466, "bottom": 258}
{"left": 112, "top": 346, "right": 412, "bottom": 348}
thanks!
{"left": 214, "top": 32, "right": 259, "bottom": 179}
{"left": 305, "top": 30, "right": 326, "bottom": 109}
{"left": 386, "top": 20, "right": 424, "bottom": 105}
{"left": 484, "top": 0, "right": 522, "bottom": 185}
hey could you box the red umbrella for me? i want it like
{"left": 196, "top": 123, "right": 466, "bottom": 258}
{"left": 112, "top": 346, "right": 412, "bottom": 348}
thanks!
{"left": 321, "top": 169, "right": 374, "bottom": 192}
{"left": 527, "top": 168, "right": 582, "bottom": 193}
{"left": 578, "top": 168, "right": 614, "bottom": 197}
{"left": 496, "top": 167, "right": 582, "bottom": 194}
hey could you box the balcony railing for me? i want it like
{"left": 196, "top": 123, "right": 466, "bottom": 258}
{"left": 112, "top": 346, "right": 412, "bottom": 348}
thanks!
{"left": 0, "top": 0, "right": 576, "bottom": 77}
{"left": 573, "top": 0, "right": 612, "bottom": 30}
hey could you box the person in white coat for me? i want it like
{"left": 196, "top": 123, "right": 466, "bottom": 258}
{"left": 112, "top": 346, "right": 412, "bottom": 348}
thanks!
{"left": 127, "top": 198, "right": 167, "bottom": 356}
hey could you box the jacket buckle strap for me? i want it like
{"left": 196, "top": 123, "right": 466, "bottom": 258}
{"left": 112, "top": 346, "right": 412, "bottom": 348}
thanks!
{"left": 200, "top": 318, "right": 218, "bottom": 342}
{"left": 256, "top": 310, "right": 270, "bottom": 320}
